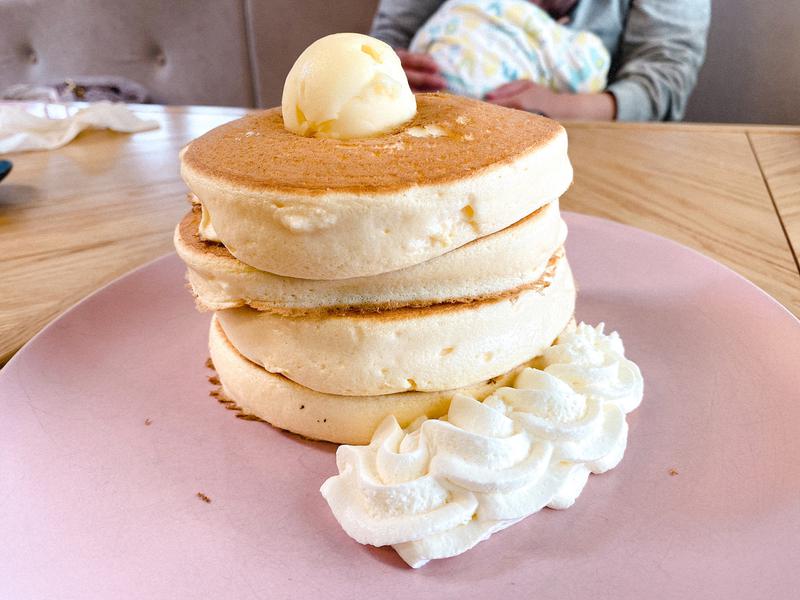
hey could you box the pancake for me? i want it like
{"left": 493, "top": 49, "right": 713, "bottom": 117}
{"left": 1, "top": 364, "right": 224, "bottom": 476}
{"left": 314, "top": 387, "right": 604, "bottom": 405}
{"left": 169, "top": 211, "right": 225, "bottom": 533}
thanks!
{"left": 181, "top": 93, "right": 572, "bottom": 279}
{"left": 175, "top": 199, "right": 567, "bottom": 314}
{"left": 209, "top": 315, "right": 577, "bottom": 445}
{"left": 215, "top": 253, "right": 576, "bottom": 396}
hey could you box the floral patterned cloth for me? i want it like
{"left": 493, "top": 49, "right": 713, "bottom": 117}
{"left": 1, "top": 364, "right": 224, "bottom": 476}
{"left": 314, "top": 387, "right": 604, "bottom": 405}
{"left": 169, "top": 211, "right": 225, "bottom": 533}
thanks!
{"left": 409, "top": 0, "right": 610, "bottom": 98}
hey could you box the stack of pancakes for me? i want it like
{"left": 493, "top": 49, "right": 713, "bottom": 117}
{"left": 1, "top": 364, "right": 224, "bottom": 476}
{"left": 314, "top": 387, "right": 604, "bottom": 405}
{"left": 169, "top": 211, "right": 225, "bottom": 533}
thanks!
{"left": 174, "top": 93, "right": 576, "bottom": 444}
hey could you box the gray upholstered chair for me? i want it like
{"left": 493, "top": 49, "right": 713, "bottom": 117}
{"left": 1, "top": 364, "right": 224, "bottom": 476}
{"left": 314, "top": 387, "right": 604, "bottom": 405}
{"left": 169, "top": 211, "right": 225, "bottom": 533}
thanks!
{"left": 0, "top": 0, "right": 796, "bottom": 123}
{"left": 0, "top": 0, "right": 378, "bottom": 108}
{"left": 684, "top": 0, "right": 799, "bottom": 124}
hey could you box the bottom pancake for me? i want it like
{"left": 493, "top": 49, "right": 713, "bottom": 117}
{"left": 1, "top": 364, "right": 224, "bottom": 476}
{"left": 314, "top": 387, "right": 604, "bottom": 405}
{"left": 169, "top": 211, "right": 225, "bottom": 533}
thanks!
{"left": 209, "top": 315, "right": 576, "bottom": 445}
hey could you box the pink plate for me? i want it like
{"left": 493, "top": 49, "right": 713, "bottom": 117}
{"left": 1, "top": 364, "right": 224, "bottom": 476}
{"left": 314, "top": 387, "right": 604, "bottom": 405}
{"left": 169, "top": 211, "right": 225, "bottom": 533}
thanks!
{"left": 2, "top": 213, "right": 799, "bottom": 599}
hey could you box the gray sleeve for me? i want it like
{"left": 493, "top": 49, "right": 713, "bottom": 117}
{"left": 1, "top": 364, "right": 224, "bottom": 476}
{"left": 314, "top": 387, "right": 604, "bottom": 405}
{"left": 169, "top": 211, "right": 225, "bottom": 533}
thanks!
{"left": 607, "top": 0, "right": 710, "bottom": 121}
{"left": 369, "top": 0, "right": 445, "bottom": 48}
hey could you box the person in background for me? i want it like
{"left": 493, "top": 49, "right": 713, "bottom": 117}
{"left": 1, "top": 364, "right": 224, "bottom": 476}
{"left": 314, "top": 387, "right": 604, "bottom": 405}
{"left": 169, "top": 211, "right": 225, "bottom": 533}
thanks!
{"left": 409, "top": 1, "right": 611, "bottom": 100}
{"left": 370, "top": 0, "right": 710, "bottom": 121}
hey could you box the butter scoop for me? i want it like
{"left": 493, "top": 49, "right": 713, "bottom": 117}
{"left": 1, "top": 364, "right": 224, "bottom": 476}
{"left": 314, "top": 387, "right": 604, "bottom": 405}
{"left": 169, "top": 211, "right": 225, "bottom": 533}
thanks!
{"left": 281, "top": 33, "right": 416, "bottom": 139}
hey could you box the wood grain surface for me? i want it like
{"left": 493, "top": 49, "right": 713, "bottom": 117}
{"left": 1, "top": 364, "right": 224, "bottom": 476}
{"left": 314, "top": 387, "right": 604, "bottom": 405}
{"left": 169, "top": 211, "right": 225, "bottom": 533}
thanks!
{"left": 562, "top": 124, "right": 800, "bottom": 316}
{"left": 0, "top": 106, "right": 248, "bottom": 364}
{"left": 1, "top": 104, "right": 798, "bottom": 364}
{"left": 748, "top": 132, "right": 800, "bottom": 271}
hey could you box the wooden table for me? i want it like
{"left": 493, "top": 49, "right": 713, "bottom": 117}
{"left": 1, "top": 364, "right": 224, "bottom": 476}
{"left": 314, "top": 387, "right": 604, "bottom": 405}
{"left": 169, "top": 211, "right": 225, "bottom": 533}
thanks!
{"left": 1, "top": 104, "right": 799, "bottom": 364}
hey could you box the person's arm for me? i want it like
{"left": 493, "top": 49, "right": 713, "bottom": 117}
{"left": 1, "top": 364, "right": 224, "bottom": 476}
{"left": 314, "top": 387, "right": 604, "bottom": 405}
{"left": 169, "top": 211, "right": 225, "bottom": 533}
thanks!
{"left": 607, "top": 0, "right": 711, "bottom": 121}
{"left": 369, "top": 0, "right": 444, "bottom": 49}
{"left": 485, "top": 80, "right": 617, "bottom": 120}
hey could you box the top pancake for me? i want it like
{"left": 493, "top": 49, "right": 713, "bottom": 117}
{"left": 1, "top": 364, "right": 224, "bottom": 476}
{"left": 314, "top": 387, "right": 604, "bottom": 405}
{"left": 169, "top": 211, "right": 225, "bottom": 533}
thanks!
{"left": 182, "top": 93, "right": 565, "bottom": 194}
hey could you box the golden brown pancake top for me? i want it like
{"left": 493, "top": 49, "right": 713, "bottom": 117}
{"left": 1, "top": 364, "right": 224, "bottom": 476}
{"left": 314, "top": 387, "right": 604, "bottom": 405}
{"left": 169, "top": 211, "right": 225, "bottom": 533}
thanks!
{"left": 182, "top": 93, "right": 564, "bottom": 194}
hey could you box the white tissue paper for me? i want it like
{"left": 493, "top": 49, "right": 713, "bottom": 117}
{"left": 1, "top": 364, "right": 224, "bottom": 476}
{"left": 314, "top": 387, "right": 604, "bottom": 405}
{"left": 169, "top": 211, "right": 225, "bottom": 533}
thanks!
{"left": 0, "top": 101, "right": 159, "bottom": 153}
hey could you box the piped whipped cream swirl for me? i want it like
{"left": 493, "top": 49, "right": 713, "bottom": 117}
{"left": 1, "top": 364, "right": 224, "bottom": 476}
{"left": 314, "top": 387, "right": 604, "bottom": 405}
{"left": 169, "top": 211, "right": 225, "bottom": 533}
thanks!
{"left": 320, "top": 322, "right": 643, "bottom": 568}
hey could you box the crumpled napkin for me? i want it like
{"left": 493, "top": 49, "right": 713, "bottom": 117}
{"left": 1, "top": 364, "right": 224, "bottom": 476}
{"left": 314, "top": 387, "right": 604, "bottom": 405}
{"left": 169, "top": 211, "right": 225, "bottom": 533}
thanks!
{"left": 0, "top": 101, "right": 159, "bottom": 153}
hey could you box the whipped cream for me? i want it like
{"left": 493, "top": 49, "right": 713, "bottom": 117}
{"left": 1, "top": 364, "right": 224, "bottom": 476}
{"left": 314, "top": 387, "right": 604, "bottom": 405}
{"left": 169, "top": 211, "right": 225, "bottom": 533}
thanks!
{"left": 320, "top": 322, "right": 643, "bottom": 568}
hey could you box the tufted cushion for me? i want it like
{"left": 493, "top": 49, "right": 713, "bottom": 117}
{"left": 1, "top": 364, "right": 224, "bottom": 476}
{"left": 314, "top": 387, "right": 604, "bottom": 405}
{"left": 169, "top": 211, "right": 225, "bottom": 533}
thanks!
{"left": 0, "top": 0, "right": 255, "bottom": 107}
{"left": 0, "top": 0, "right": 380, "bottom": 108}
{"left": 0, "top": 0, "right": 378, "bottom": 109}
